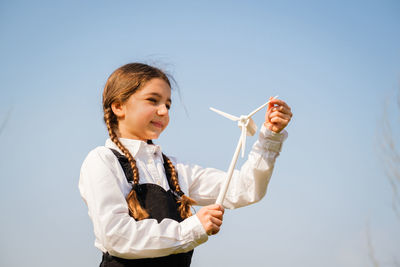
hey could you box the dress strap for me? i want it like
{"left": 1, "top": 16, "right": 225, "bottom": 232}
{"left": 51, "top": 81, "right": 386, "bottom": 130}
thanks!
{"left": 109, "top": 148, "right": 133, "bottom": 183}
{"left": 108, "top": 148, "right": 186, "bottom": 197}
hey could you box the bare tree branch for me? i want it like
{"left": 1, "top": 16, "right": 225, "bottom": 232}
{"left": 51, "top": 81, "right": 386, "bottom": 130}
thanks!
{"left": 369, "top": 86, "right": 400, "bottom": 267}
{"left": 0, "top": 107, "right": 13, "bottom": 136}
{"left": 366, "top": 222, "right": 380, "bottom": 267}
{"left": 380, "top": 88, "right": 400, "bottom": 220}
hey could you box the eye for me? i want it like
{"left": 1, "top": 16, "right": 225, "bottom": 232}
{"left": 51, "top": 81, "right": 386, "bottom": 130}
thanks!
{"left": 166, "top": 103, "right": 171, "bottom": 110}
{"left": 147, "top": 98, "right": 157, "bottom": 104}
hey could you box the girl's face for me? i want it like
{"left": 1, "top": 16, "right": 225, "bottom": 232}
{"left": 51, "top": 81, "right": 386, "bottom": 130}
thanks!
{"left": 113, "top": 78, "right": 171, "bottom": 141}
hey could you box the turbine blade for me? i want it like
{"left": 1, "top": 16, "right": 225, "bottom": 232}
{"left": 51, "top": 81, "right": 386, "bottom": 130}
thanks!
{"left": 209, "top": 107, "right": 239, "bottom": 121}
{"left": 247, "top": 95, "right": 279, "bottom": 118}
{"left": 241, "top": 127, "right": 247, "bottom": 158}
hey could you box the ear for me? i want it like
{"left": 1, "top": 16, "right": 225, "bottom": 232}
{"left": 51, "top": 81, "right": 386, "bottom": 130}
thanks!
{"left": 111, "top": 101, "right": 125, "bottom": 119}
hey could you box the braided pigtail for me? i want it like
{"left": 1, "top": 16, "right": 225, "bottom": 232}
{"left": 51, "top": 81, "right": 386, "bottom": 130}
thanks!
{"left": 102, "top": 63, "right": 174, "bottom": 220}
{"left": 104, "top": 107, "right": 149, "bottom": 220}
{"left": 162, "top": 153, "right": 197, "bottom": 219}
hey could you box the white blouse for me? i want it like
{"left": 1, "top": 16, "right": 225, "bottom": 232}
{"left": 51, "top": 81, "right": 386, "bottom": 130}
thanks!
{"left": 79, "top": 125, "right": 287, "bottom": 259}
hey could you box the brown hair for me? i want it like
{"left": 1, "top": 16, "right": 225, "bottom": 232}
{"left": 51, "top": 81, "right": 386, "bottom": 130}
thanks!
{"left": 102, "top": 63, "right": 196, "bottom": 220}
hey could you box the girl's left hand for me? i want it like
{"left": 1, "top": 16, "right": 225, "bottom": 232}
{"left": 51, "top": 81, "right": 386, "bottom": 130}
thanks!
{"left": 264, "top": 97, "right": 292, "bottom": 133}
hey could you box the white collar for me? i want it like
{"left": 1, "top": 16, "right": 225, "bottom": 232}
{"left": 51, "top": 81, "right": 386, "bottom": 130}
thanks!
{"left": 105, "top": 138, "right": 164, "bottom": 163}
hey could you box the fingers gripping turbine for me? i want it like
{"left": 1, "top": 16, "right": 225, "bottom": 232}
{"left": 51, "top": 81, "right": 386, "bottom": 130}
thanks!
{"left": 210, "top": 95, "right": 278, "bottom": 205}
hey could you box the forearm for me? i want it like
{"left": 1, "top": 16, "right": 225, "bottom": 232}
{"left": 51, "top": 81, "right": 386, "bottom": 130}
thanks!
{"left": 223, "top": 126, "right": 287, "bottom": 208}
{"left": 184, "top": 125, "right": 287, "bottom": 209}
{"left": 95, "top": 212, "right": 207, "bottom": 259}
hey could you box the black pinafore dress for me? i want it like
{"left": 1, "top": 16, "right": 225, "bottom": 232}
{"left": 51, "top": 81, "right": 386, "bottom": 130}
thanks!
{"left": 100, "top": 149, "right": 194, "bottom": 267}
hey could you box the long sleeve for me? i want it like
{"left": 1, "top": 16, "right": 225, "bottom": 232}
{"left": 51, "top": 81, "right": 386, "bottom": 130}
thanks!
{"left": 79, "top": 147, "right": 208, "bottom": 259}
{"left": 79, "top": 125, "right": 287, "bottom": 258}
{"left": 175, "top": 125, "right": 288, "bottom": 209}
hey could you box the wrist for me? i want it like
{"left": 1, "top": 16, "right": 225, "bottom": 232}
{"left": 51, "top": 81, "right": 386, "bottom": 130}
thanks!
{"left": 260, "top": 124, "right": 288, "bottom": 142}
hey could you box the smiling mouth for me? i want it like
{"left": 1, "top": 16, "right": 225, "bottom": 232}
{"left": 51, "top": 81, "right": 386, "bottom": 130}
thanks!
{"left": 151, "top": 121, "right": 164, "bottom": 128}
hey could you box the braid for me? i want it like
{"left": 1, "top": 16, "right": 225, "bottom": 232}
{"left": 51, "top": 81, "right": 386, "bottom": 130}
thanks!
{"left": 104, "top": 107, "right": 149, "bottom": 220}
{"left": 163, "top": 153, "right": 196, "bottom": 219}
{"left": 101, "top": 63, "right": 174, "bottom": 221}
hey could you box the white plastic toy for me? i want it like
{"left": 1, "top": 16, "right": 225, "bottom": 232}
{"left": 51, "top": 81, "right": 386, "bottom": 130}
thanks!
{"left": 210, "top": 96, "right": 279, "bottom": 205}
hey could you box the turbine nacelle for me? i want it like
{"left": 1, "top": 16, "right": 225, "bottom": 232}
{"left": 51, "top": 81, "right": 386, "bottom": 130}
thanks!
{"left": 238, "top": 116, "right": 257, "bottom": 137}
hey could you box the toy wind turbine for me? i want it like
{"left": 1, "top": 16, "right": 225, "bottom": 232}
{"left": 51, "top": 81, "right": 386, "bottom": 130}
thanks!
{"left": 210, "top": 96, "right": 278, "bottom": 205}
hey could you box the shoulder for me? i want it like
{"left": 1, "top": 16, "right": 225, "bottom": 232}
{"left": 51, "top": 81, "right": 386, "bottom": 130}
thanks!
{"left": 80, "top": 146, "right": 126, "bottom": 187}
{"left": 165, "top": 154, "right": 178, "bottom": 165}
{"left": 162, "top": 154, "right": 192, "bottom": 169}
{"left": 79, "top": 146, "right": 130, "bottom": 200}
{"left": 81, "top": 146, "right": 117, "bottom": 169}
{"left": 165, "top": 154, "right": 206, "bottom": 178}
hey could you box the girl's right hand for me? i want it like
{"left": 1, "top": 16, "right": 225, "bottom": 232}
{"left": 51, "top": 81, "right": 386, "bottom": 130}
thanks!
{"left": 196, "top": 204, "right": 224, "bottom": 236}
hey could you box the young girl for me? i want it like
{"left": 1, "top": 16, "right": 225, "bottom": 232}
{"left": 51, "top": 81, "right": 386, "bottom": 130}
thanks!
{"left": 79, "top": 63, "right": 292, "bottom": 267}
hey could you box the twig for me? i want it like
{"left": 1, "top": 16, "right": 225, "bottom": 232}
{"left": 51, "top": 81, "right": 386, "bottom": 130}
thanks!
{"left": 0, "top": 107, "right": 13, "bottom": 136}
{"left": 366, "top": 222, "right": 380, "bottom": 267}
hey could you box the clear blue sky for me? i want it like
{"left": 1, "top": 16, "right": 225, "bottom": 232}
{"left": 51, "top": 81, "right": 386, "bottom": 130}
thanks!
{"left": 0, "top": 1, "right": 399, "bottom": 266}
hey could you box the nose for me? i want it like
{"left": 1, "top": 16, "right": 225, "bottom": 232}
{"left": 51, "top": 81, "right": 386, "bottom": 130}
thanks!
{"left": 157, "top": 104, "right": 169, "bottom": 116}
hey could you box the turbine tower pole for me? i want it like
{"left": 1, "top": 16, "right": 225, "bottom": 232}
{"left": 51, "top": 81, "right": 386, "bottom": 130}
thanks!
{"left": 216, "top": 134, "right": 243, "bottom": 205}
